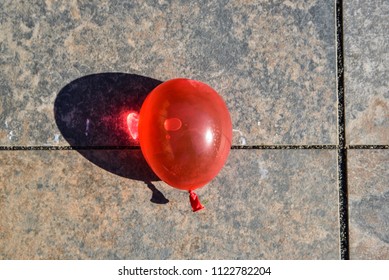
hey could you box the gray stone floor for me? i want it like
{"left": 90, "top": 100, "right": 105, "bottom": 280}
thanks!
{"left": 0, "top": 0, "right": 388, "bottom": 259}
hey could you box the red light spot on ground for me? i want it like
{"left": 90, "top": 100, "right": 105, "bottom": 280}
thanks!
{"left": 127, "top": 112, "right": 139, "bottom": 140}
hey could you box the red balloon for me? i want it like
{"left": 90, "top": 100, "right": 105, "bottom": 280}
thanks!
{"left": 139, "top": 78, "right": 232, "bottom": 198}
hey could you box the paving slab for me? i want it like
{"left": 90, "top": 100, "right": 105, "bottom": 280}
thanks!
{"left": 0, "top": 149, "right": 339, "bottom": 259}
{"left": 0, "top": 0, "right": 337, "bottom": 146}
{"left": 348, "top": 150, "right": 389, "bottom": 259}
{"left": 344, "top": 0, "right": 389, "bottom": 145}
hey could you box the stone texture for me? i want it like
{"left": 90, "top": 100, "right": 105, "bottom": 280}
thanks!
{"left": 0, "top": 0, "right": 337, "bottom": 146}
{"left": 344, "top": 0, "right": 389, "bottom": 145}
{"left": 348, "top": 150, "right": 389, "bottom": 259}
{"left": 0, "top": 149, "right": 339, "bottom": 259}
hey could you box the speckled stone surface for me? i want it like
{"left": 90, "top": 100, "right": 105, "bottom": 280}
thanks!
{"left": 0, "top": 0, "right": 337, "bottom": 146}
{"left": 344, "top": 0, "right": 389, "bottom": 145}
{"left": 348, "top": 150, "right": 389, "bottom": 259}
{"left": 0, "top": 150, "right": 339, "bottom": 259}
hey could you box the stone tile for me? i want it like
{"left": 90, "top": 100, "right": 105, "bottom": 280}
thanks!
{"left": 344, "top": 1, "right": 389, "bottom": 145}
{"left": 0, "top": 0, "right": 337, "bottom": 146}
{"left": 0, "top": 149, "right": 339, "bottom": 259}
{"left": 348, "top": 150, "right": 389, "bottom": 259}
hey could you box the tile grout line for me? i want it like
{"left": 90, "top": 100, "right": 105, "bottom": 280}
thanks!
{"left": 336, "top": 0, "right": 349, "bottom": 260}
{"left": 348, "top": 145, "right": 389, "bottom": 149}
{"left": 0, "top": 145, "right": 388, "bottom": 151}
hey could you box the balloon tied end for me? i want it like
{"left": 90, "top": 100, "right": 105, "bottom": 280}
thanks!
{"left": 189, "top": 190, "right": 205, "bottom": 212}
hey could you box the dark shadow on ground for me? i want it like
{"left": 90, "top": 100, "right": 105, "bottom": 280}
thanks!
{"left": 54, "top": 73, "right": 168, "bottom": 204}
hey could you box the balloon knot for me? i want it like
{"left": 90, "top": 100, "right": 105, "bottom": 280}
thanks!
{"left": 189, "top": 190, "right": 204, "bottom": 212}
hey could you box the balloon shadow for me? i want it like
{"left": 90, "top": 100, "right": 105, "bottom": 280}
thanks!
{"left": 54, "top": 72, "right": 169, "bottom": 204}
